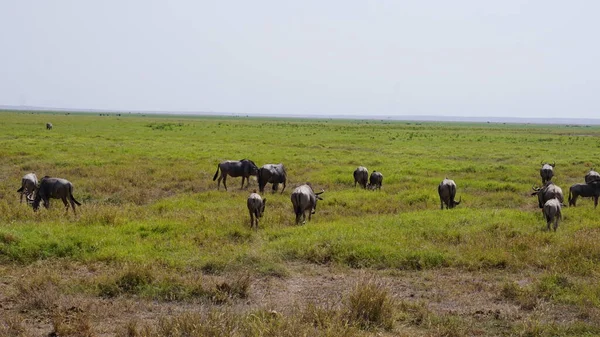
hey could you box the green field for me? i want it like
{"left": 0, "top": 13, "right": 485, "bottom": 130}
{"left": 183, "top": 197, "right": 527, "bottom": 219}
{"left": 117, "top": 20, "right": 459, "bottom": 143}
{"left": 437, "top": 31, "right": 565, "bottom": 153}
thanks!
{"left": 1, "top": 111, "right": 600, "bottom": 336}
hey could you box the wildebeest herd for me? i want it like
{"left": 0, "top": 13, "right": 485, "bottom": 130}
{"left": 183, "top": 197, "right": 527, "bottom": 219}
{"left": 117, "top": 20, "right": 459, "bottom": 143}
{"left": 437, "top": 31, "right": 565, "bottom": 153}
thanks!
{"left": 17, "top": 160, "right": 600, "bottom": 232}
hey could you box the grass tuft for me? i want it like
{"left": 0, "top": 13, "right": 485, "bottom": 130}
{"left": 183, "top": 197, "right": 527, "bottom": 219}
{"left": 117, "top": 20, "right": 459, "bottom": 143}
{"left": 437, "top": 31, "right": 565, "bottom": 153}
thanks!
{"left": 344, "top": 280, "right": 394, "bottom": 330}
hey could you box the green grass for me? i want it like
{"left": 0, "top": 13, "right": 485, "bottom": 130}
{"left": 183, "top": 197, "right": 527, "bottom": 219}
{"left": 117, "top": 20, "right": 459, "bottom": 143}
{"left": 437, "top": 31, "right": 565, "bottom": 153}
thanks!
{"left": 2, "top": 111, "right": 600, "bottom": 335}
{"left": 3, "top": 111, "right": 600, "bottom": 271}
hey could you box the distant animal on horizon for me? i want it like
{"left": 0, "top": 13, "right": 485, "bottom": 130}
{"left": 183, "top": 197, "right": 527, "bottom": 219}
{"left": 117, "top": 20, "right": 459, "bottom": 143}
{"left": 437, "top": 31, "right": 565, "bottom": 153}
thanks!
{"left": 17, "top": 173, "right": 38, "bottom": 204}
{"left": 46, "top": 122, "right": 52, "bottom": 130}
{"left": 213, "top": 159, "right": 259, "bottom": 191}
{"left": 540, "top": 162, "right": 555, "bottom": 185}
{"left": 585, "top": 168, "right": 600, "bottom": 184}
{"left": 543, "top": 198, "right": 562, "bottom": 232}
{"left": 367, "top": 171, "right": 383, "bottom": 190}
{"left": 531, "top": 182, "right": 564, "bottom": 209}
{"left": 247, "top": 191, "right": 266, "bottom": 230}
{"left": 353, "top": 166, "right": 368, "bottom": 189}
{"left": 291, "top": 183, "right": 324, "bottom": 225}
{"left": 568, "top": 182, "right": 600, "bottom": 207}
{"left": 438, "top": 178, "right": 461, "bottom": 209}
{"left": 257, "top": 163, "right": 287, "bottom": 194}
{"left": 31, "top": 176, "right": 82, "bottom": 215}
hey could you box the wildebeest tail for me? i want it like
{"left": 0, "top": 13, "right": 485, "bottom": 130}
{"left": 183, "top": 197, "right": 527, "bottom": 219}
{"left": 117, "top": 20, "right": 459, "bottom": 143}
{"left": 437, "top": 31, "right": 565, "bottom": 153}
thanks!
{"left": 213, "top": 165, "right": 220, "bottom": 181}
{"left": 293, "top": 193, "right": 302, "bottom": 216}
{"left": 71, "top": 195, "right": 82, "bottom": 206}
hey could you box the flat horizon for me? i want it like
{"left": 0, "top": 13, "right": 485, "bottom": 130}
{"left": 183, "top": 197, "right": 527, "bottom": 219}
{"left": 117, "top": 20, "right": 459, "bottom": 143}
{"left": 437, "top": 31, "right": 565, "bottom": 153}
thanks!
{"left": 2, "top": 104, "right": 600, "bottom": 125}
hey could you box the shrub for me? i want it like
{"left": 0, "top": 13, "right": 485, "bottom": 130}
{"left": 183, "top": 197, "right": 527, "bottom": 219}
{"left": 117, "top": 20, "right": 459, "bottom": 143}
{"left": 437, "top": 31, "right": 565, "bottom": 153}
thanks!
{"left": 344, "top": 280, "right": 394, "bottom": 330}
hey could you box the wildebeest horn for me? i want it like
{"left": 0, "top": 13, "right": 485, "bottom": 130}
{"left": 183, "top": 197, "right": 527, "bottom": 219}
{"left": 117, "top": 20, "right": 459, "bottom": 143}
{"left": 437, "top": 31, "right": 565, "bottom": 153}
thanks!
{"left": 551, "top": 162, "right": 555, "bottom": 167}
{"left": 531, "top": 184, "right": 540, "bottom": 191}
{"left": 315, "top": 189, "right": 325, "bottom": 195}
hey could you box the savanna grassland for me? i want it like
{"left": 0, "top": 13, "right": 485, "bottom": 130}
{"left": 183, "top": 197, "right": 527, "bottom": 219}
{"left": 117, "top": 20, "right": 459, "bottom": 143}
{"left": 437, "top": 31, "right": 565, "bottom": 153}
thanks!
{"left": 1, "top": 111, "right": 600, "bottom": 336}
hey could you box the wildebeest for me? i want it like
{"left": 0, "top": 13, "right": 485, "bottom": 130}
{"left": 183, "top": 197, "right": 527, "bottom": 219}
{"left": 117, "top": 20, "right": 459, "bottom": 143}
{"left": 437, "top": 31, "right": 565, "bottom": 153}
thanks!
{"left": 543, "top": 198, "right": 562, "bottom": 231}
{"left": 17, "top": 173, "right": 38, "bottom": 204}
{"left": 353, "top": 166, "right": 368, "bottom": 189}
{"left": 585, "top": 168, "right": 600, "bottom": 184}
{"left": 257, "top": 163, "right": 287, "bottom": 193}
{"left": 31, "top": 176, "right": 82, "bottom": 214}
{"left": 531, "top": 182, "right": 564, "bottom": 209}
{"left": 247, "top": 191, "right": 266, "bottom": 229}
{"left": 438, "top": 178, "right": 461, "bottom": 209}
{"left": 213, "top": 159, "right": 259, "bottom": 191}
{"left": 540, "top": 162, "right": 555, "bottom": 184}
{"left": 290, "top": 183, "right": 324, "bottom": 225}
{"left": 568, "top": 182, "right": 600, "bottom": 207}
{"left": 367, "top": 171, "right": 383, "bottom": 190}
{"left": 46, "top": 122, "right": 53, "bottom": 130}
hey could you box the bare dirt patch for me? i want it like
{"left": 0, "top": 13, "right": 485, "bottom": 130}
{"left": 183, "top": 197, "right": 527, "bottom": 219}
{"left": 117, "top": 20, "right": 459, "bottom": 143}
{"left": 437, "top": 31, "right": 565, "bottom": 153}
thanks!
{"left": 1, "top": 262, "right": 598, "bottom": 336}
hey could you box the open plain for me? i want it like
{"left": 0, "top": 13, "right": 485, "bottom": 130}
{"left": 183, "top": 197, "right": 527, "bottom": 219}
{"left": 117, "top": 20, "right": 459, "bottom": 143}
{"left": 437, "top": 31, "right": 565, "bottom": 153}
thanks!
{"left": 1, "top": 111, "right": 600, "bottom": 336}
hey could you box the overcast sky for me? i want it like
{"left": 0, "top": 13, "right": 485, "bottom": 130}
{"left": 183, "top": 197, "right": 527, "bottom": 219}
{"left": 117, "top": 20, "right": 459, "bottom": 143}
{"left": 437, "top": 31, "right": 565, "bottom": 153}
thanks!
{"left": 1, "top": 1, "right": 599, "bottom": 118}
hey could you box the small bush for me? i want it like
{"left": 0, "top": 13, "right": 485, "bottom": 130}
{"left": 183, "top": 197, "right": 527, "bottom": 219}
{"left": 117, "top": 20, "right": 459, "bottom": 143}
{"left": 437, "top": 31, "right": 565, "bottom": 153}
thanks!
{"left": 16, "top": 275, "right": 60, "bottom": 311}
{"left": 344, "top": 280, "right": 394, "bottom": 330}
{"left": 116, "top": 268, "right": 154, "bottom": 294}
{"left": 0, "top": 313, "right": 26, "bottom": 337}
{"left": 51, "top": 306, "right": 93, "bottom": 337}
{"left": 215, "top": 273, "right": 251, "bottom": 300}
{"left": 98, "top": 266, "right": 154, "bottom": 297}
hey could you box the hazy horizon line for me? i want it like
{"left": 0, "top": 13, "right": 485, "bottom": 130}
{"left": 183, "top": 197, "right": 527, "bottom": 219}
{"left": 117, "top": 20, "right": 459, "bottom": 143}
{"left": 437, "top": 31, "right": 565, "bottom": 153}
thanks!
{"left": 2, "top": 104, "right": 600, "bottom": 125}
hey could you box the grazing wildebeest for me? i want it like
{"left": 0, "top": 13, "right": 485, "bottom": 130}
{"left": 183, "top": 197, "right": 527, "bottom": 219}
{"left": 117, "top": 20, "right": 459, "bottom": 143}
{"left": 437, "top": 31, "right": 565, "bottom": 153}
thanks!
{"left": 257, "top": 163, "right": 287, "bottom": 193}
{"left": 17, "top": 173, "right": 38, "bottom": 204}
{"left": 367, "top": 171, "right": 383, "bottom": 190}
{"left": 540, "top": 162, "right": 555, "bottom": 184}
{"left": 46, "top": 122, "right": 53, "bottom": 130}
{"left": 213, "top": 159, "right": 259, "bottom": 191}
{"left": 31, "top": 176, "right": 82, "bottom": 214}
{"left": 568, "top": 182, "right": 600, "bottom": 207}
{"left": 353, "top": 166, "right": 368, "bottom": 189}
{"left": 543, "top": 198, "right": 562, "bottom": 232}
{"left": 438, "top": 178, "right": 461, "bottom": 209}
{"left": 247, "top": 191, "right": 266, "bottom": 229}
{"left": 585, "top": 168, "right": 600, "bottom": 184}
{"left": 531, "top": 182, "right": 564, "bottom": 209}
{"left": 290, "top": 183, "right": 324, "bottom": 225}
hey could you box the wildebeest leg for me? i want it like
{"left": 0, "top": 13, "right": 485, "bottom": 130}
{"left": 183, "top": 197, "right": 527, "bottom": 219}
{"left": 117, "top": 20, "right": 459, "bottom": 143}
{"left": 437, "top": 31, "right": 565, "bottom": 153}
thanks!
{"left": 249, "top": 210, "right": 255, "bottom": 229}
{"left": 216, "top": 174, "right": 223, "bottom": 190}
{"left": 61, "top": 197, "right": 70, "bottom": 213}
{"left": 553, "top": 217, "right": 559, "bottom": 231}
{"left": 272, "top": 183, "right": 278, "bottom": 193}
{"left": 69, "top": 197, "right": 78, "bottom": 215}
{"left": 440, "top": 199, "right": 444, "bottom": 210}
{"left": 222, "top": 175, "right": 228, "bottom": 191}
{"left": 254, "top": 210, "right": 260, "bottom": 229}
{"left": 281, "top": 181, "right": 286, "bottom": 194}
{"left": 595, "top": 196, "right": 598, "bottom": 208}
{"left": 240, "top": 176, "right": 246, "bottom": 189}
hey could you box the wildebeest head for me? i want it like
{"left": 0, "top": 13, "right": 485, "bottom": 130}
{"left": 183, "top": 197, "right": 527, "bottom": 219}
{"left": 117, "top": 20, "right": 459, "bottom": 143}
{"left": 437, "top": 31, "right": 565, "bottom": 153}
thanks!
{"left": 241, "top": 159, "right": 259, "bottom": 176}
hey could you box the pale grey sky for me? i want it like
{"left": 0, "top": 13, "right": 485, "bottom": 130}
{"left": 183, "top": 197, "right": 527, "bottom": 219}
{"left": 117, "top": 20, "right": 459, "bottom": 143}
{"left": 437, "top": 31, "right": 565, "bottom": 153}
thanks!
{"left": 1, "top": 1, "right": 599, "bottom": 118}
